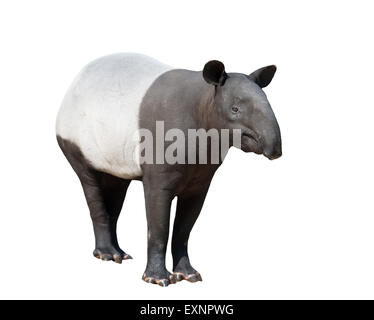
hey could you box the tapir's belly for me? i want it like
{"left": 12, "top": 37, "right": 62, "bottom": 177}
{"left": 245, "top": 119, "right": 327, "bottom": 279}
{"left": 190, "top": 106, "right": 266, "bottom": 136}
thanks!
{"left": 56, "top": 53, "right": 174, "bottom": 179}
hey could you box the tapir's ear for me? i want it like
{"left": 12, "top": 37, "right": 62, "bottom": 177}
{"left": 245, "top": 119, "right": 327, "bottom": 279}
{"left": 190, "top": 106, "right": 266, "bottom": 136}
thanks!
{"left": 248, "top": 65, "right": 277, "bottom": 88}
{"left": 203, "top": 60, "right": 227, "bottom": 86}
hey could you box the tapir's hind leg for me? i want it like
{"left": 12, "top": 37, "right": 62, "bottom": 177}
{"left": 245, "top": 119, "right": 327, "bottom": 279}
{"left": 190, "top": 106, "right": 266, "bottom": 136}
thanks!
{"left": 57, "top": 136, "right": 132, "bottom": 263}
{"left": 82, "top": 171, "right": 132, "bottom": 263}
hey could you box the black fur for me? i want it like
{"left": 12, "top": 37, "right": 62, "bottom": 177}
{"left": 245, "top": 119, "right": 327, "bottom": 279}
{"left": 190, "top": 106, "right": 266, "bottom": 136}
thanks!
{"left": 57, "top": 136, "right": 132, "bottom": 263}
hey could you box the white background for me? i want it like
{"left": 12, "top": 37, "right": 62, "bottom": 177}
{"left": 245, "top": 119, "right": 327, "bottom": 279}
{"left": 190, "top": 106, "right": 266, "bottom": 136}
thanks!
{"left": 0, "top": 0, "right": 373, "bottom": 299}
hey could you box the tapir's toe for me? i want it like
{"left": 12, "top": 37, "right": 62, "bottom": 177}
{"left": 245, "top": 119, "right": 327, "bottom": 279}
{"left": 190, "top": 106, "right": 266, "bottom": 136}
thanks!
{"left": 174, "top": 271, "right": 202, "bottom": 283}
{"left": 93, "top": 248, "right": 132, "bottom": 264}
{"left": 142, "top": 272, "right": 176, "bottom": 287}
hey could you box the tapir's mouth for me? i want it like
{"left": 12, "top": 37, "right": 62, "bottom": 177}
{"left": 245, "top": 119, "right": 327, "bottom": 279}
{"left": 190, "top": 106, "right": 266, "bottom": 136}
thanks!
{"left": 241, "top": 130, "right": 262, "bottom": 154}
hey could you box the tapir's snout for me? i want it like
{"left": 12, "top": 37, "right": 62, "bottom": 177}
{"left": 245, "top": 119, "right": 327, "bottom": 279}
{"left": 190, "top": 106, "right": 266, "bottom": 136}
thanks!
{"left": 261, "top": 118, "right": 282, "bottom": 160}
{"left": 264, "top": 143, "right": 282, "bottom": 160}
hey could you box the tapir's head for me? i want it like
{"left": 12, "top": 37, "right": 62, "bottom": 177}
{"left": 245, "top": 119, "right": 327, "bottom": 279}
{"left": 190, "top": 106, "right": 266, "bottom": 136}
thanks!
{"left": 202, "top": 60, "right": 282, "bottom": 160}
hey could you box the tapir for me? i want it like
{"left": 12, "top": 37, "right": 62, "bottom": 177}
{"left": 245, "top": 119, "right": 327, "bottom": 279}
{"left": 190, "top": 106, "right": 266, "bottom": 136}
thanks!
{"left": 56, "top": 53, "right": 282, "bottom": 286}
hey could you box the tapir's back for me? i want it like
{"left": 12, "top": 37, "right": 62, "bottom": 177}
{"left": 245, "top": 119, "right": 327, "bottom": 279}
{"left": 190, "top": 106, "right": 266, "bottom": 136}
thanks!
{"left": 56, "top": 53, "right": 174, "bottom": 179}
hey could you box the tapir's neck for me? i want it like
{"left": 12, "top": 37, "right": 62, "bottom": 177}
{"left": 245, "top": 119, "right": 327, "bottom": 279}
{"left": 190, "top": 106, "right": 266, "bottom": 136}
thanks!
{"left": 140, "top": 69, "right": 219, "bottom": 132}
{"left": 177, "top": 70, "right": 218, "bottom": 130}
{"left": 194, "top": 83, "right": 216, "bottom": 130}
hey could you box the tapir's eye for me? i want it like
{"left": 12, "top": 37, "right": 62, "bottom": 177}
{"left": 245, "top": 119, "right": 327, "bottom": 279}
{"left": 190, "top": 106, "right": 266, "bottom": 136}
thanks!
{"left": 231, "top": 106, "right": 239, "bottom": 113}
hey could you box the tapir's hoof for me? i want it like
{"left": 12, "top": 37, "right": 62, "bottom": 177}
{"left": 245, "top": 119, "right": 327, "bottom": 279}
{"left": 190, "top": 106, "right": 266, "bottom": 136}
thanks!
{"left": 93, "top": 249, "right": 132, "bottom": 264}
{"left": 142, "top": 273, "right": 177, "bottom": 287}
{"left": 174, "top": 272, "right": 202, "bottom": 283}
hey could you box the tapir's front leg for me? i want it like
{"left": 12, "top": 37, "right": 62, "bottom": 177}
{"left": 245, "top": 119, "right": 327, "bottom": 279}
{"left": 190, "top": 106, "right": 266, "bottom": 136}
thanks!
{"left": 142, "top": 180, "right": 176, "bottom": 287}
{"left": 172, "top": 185, "right": 210, "bottom": 282}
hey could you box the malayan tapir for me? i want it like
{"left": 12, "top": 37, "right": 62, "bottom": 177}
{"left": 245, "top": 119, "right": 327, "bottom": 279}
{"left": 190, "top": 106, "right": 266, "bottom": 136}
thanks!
{"left": 56, "top": 53, "right": 282, "bottom": 286}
